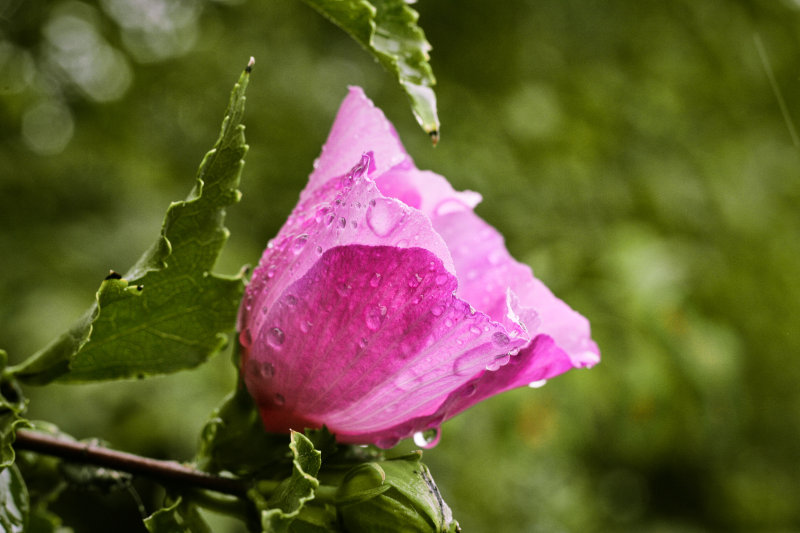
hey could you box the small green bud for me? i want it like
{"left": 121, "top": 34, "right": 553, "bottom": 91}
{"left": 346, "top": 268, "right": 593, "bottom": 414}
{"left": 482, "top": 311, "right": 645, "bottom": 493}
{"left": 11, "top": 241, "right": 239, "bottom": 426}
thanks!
{"left": 336, "top": 451, "right": 460, "bottom": 533}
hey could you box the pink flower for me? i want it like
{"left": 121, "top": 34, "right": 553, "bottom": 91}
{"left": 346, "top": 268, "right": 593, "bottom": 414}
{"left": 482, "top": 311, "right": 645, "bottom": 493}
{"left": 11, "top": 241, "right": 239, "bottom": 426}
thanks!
{"left": 239, "top": 87, "right": 599, "bottom": 448}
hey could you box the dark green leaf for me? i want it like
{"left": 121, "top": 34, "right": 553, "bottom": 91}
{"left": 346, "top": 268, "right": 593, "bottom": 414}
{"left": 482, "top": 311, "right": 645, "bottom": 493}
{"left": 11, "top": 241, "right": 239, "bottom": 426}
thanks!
{"left": 300, "top": 0, "right": 439, "bottom": 140}
{"left": 144, "top": 496, "right": 212, "bottom": 533}
{"left": 0, "top": 350, "right": 28, "bottom": 469}
{"left": 0, "top": 465, "right": 29, "bottom": 533}
{"left": 10, "top": 63, "right": 253, "bottom": 384}
{"left": 255, "top": 431, "right": 321, "bottom": 533}
{"left": 197, "top": 376, "right": 291, "bottom": 477}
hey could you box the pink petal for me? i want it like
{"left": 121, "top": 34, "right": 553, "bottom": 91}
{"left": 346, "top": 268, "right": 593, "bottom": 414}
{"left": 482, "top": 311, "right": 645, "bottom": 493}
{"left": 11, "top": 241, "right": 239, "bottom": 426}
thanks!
{"left": 242, "top": 244, "right": 527, "bottom": 446}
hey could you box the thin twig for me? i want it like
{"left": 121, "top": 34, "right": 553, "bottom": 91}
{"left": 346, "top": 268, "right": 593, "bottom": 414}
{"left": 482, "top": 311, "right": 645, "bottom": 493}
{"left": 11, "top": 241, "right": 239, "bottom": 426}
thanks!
{"left": 14, "top": 429, "right": 249, "bottom": 497}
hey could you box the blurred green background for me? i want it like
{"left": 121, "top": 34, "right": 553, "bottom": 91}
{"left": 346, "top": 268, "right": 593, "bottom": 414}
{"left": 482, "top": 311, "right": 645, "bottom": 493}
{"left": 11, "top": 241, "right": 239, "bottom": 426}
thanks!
{"left": 2, "top": 0, "right": 800, "bottom": 531}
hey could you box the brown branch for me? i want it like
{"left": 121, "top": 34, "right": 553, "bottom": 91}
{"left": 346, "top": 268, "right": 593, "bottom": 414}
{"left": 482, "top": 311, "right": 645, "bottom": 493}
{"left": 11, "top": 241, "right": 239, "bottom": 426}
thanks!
{"left": 14, "top": 429, "right": 249, "bottom": 497}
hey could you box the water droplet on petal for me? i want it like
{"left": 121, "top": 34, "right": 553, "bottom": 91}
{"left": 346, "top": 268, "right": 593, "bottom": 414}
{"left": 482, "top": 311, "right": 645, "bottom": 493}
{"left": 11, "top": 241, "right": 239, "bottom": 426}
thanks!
{"left": 434, "top": 273, "right": 449, "bottom": 286}
{"left": 299, "top": 320, "right": 312, "bottom": 333}
{"left": 492, "top": 332, "right": 510, "bottom": 346}
{"left": 486, "top": 353, "right": 510, "bottom": 371}
{"left": 413, "top": 428, "right": 441, "bottom": 449}
{"left": 469, "top": 325, "right": 482, "bottom": 335}
{"left": 336, "top": 281, "right": 352, "bottom": 296}
{"left": 285, "top": 295, "right": 297, "bottom": 307}
{"left": 315, "top": 245, "right": 323, "bottom": 254}
{"left": 267, "top": 327, "right": 285, "bottom": 347}
{"left": 369, "top": 272, "right": 382, "bottom": 287}
{"left": 408, "top": 273, "right": 422, "bottom": 288}
{"left": 292, "top": 234, "right": 309, "bottom": 254}
{"left": 241, "top": 328, "right": 253, "bottom": 348}
{"left": 430, "top": 304, "right": 444, "bottom": 317}
{"left": 257, "top": 361, "right": 275, "bottom": 378}
{"left": 315, "top": 206, "right": 332, "bottom": 224}
{"left": 529, "top": 379, "right": 548, "bottom": 388}
{"left": 266, "top": 264, "right": 277, "bottom": 278}
{"left": 338, "top": 217, "right": 347, "bottom": 228}
{"left": 366, "top": 197, "right": 406, "bottom": 237}
{"left": 274, "top": 393, "right": 286, "bottom": 406}
{"left": 365, "top": 305, "right": 387, "bottom": 330}
{"left": 350, "top": 220, "right": 358, "bottom": 228}
{"left": 324, "top": 213, "right": 335, "bottom": 226}
{"left": 444, "top": 318, "right": 454, "bottom": 328}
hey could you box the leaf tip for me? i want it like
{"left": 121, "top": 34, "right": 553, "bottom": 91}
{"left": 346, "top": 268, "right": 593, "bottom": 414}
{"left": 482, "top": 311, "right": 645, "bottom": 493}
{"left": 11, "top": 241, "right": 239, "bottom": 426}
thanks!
{"left": 429, "top": 130, "right": 439, "bottom": 146}
{"left": 246, "top": 56, "right": 255, "bottom": 73}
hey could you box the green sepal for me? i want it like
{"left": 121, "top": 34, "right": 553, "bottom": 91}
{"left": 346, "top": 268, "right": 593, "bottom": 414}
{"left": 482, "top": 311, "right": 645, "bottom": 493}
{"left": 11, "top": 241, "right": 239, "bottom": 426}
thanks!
{"left": 9, "top": 62, "right": 253, "bottom": 384}
{"left": 144, "top": 495, "right": 212, "bottom": 533}
{"left": 300, "top": 0, "right": 440, "bottom": 140}
{"left": 197, "top": 374, "right": 291, "bottom": 477}
{"left": 336, "top": 451, "right": 461, "bottom": 533}
{"left": 0, "top": 464, "right": 29, "bottom": 533}
{"left": 254, "top": 431, "right": 321, "bottom": 533}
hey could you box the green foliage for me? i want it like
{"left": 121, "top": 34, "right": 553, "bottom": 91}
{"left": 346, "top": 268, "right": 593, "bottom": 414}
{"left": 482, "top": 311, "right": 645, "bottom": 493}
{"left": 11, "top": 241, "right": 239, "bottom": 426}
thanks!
{"left": 0, "top": 465, "right": 29, "bottom": 533}
{"left": 337, "top": 452, "right": 459, "bottom": 533}
{"left": 144, "top": 496, "right": 212, "bottom": 533}
{"left": 300, "top": 0, "right": 439, "bottom": 139}
{"left": 8, "top": 65, "right": 252, "bottom": 384}
{"left": 254, "top": 431, "right": 322, "bottom": 532}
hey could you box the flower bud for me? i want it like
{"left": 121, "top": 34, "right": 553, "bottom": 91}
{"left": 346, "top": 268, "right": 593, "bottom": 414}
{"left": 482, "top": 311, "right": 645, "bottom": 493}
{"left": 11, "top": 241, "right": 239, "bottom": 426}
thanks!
{"left": 336, "top": 451, "right": 461, "bottom": 532}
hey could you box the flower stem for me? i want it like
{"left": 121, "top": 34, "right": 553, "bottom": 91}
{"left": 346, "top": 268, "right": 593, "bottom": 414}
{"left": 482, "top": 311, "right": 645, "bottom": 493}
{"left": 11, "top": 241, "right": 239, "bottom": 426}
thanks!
{"left": 13, "top": 429, "right": 249, "bottom": 497}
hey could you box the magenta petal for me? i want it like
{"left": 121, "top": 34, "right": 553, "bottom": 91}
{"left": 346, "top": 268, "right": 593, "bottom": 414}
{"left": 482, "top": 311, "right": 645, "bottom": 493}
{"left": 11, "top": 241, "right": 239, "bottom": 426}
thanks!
{"left": 243, "top": 245, "right": 527, "bottom": 445}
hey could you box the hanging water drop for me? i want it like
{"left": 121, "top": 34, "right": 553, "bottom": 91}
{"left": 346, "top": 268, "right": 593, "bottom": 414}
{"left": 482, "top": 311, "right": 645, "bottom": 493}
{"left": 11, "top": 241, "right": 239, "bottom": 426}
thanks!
{"left": 258, "top": 361, "right": 275, "bottom": 378}
{"left": 528, "top": 379, "right": 547, "bottom": 388}
{"left": 413, "top": 428, "right": 441, "bottom": 449}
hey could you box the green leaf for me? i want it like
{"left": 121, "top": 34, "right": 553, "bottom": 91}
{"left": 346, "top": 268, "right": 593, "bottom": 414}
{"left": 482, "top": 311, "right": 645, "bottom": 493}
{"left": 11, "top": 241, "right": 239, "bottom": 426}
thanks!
{"left": 255, "top": 431, "right": 321, "bottom": 533}
{"left": 144, "top": 496, "right": 211, "bottom": 533}
{"left": 0, "top": 465, "right": 29, "bottom": 533}
{"left": 300, "top": 0, "right": 440, "bottom": 141}
{"left": 10, "top": 61, "right": 254, "bottom": 384}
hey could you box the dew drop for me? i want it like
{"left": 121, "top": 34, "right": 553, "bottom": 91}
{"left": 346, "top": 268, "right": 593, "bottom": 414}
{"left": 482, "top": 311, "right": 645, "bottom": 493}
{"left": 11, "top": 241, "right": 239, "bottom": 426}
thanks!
{"left": 324, "top": 213, "right": 335, "bottom": 226}
{"left": 444, "top": 318, "right": 454, "bottom": 328}
{"left": 267, "top": 327, "right": 285, "bottom": 347}
{"left": 285, "top": 295, "right": 297, "bottom": 307}
{"left": 528, "top": 379, "right": 548, "bottom": 388}
{"left": 430, "top": 304, "right": 444, "bottom": 317}
{"left": 241, "top": 328, "right": 253, "bottom": 349}
{"left": 408, "top": 273, "right": 422, "bottom": 288}
{"left": 338, "top": 217, "right": 347, "bottom": 228}
{"left": 486, "top": 353, "right": 510, "bottom": 371}
{"left": 469, "top": 325, "right": 482, "bottom": 335}
{"left": 257, "top": 361, "right": 275, "bottom": 378}
{"left": 369, "top": 272, "right": 382, "bottom": 288}
{"left": 315, "top": 245, "right": 323, "bottom": 254}
{"left": 292, "top": 234, "right": 309, "bottom": 254}
{"left": 299, "top": 320, "right": 312, "bottom": 333}
{"left": 274, "top": 393, "right": 286, "bottom": 406}
{"left": 351, "top": 220, "right": 358, "bottom": 229}
{"left": 315, "top": 206, "right": 332, "bottom": 224}
{"left": 492, "top": 332, "right": 510, "bottom": 346}
{"left": 413, "top": 428, "right": 441, "bottom": 449}
{"left": 266, "top": 264, "right": 277, "bottom": 278}
{"left": 336, "top": 281, "right": 352, "bottom": 296}
{"left": 365, "top": 305, "right": 387, "bottom": 331}
{"left": 434, "top": 273, "right": 449, "bottom": 286}
{"left": 366, "top": 197, "right": 406, "bottom": 237}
